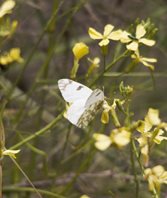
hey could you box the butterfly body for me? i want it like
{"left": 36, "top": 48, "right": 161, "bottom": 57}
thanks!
{"left": 58, "top": 79, "right": 104, "bottom": 128}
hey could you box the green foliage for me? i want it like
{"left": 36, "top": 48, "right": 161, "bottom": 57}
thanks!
{"left": 0, "top": 0, "right": 167, "bottom": 198}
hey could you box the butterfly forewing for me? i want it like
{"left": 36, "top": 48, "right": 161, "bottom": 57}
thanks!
{"left": 58, "top": 79, "right": 92, "bottom": 103}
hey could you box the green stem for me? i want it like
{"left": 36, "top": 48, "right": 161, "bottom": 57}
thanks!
{"left": 0, "top": 100, "right": 7, "bottom": 198}
{"left": 6, "top": 0, "right": 65, "bottom": 100}
{"left": 70, "top": 58, "right": 79, "bottom": 79}
{"left": 103, "top": 54, "right": 106, "bottom": 72}
{"left": 90, "top": 50, "right": 129, "bottom": 87}
{"left": 11, "top": 0, "right": 86, "bottom": 128}
{"left": 3, "top": 186, "right": 65, "bottom": 198}
{"left": 110, "top": 108, "right": 121, "bottom": 127}
{"left": 10, "top": 157, "right": 42, "bottom": 198}
{"left": 130, "top": 138, "right": 139, "bottom": 198}
{"left": 62, "top": 148, "right": 95, "bottom": 195}
{"left": 131, "top": 139, "right": 145, "bottom": 175}
{"left": 10, "top": 113, "right": 63, "bottom": 150}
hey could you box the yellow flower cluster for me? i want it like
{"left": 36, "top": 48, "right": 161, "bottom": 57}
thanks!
{"left": 88, "top": 23, "right": 157, "bottom": 70}
{"left": 0, "top": 0, "right": 18, "bottom": 37}
{"left": 0, "top": 0, "right": 23, "bottom": 67}
{"left": 93, "top": 107, "right": 167, "bottom": 194}
{"left": 69, "top": 21, "right": 163, "bottom": 196}
{"left": 136, "top": 108, "right": 167, "bottom": 166}
{"left": 70, "top": 21, "right": 157, "bottom": 79}
{"left": 144, "top": 165, "right": 167, "bottom": 193}
{"left": 93, "top": 127, "right": 131, "bottom": 151}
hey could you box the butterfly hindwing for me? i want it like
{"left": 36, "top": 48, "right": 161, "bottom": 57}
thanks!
{"left": 66, "top": 99, "right": 86, "bottom": 126}
{"left": 85, "top": 89, "right": 104, "bottom": 108}
{"left": 77, "top": 92, "right": 104, "bottom": 128}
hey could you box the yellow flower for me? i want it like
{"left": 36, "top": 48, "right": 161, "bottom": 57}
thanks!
{"left": 145, "top": 108, "right": 161, "bottom": 126}
{"left": 93, "top": 133, "right": 112, "bottom": 151}
{"left": 72, "top": 42, "right": 89, "bottom": 60}
{"left": 131, "top": 50, "right": 157, "bottom": 70}
{"left": 93, "top": 127, "right": 131, "bottom": 150}
{"left": 144, "top": 165, "right": 167, "bottom": 193}
{"left": 0, "top": 48, "right": 24, "bottom": 65}
{"left": 80, "top": 195, "right": 90, "bottom": 198}
{"left": 86, "top": 57, "right": 100, "bottom": 77}
{"left": 137, "top": 108, "right": 161, "bottom": 134}
{"left": 110, "top": 127, "right": 131, "bottom": 148}
{"left": 101, "top": 101, "right": 111, "bottom": 124}
{"left": 152, "top": 129, "right": 167, "bottom": 144}
{"left": 0, "top": 0, "right": 15, "bottom": 18}
{"left": 101, "top": 99, "right": 123, "bottom": 125}
{"left": 0, "top": 20, "right": 18, "bottom": 37}
{"left": 136, "top": 108, "right": 167, "bottom": 165}
{"left": 88, "top": 24, "right": 122, "bottom": 46}
{"left": 2, "top": 149, "right": 20, "bottom": 159}
{"left": 136, "top": 135, "right": 149, "bottom": 166}
{"left": 120, "top": 24, "right": 155, "bottom": 51}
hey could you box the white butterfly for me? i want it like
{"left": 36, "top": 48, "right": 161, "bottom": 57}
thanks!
{"left": 58, "top": 79, "right": 104, "bottom": 128}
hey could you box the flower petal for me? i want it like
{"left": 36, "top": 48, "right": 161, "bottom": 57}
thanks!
{"left": 111, "top": 128, "right": 131, "bottom": 148}
{"left": 88, "top": 27, "right": 103, "bottom": 40}
{"left": 153, "top": 129, "right": 167, "bottom": 144}
{"left": 101, "top": 110, "right": 109, "bottom": 124}
{"left": 93, "top": 133, "right": 112, "bottom": 151}
{"left": 0, "top": 0, "right": 15, "bottom": 18}
{"left": 126, "top": 41, "right": 138, "bottom": 51}
{"left": 80, "top": 195, "right": 90, "bottom": 198}
{"left": 146, "top": 108, "right": 161, "bottom": 126}
{"left": 142, "top": 60, "right": 155, "bottom": 70}
{"left": 108, "top": 29, "right": 123, "bottom": 41}
{"left": 139, "top": 38, "right": 155, "bottom": 46}
{"left": 142, "top": 57, "right": 157, "bottom": 63}
{"left": 136, "top": 24, "right": 146, "bottom": 39}
{"left": 72, "top": 42, "right": 89, "bottom": 60}
{"left": 3, "top": 149, "right": 20, "bottom": 159}
{"left": 120, "top": 31, "right": 131, "bottom": 43}
{"left": 103, "top": 24, "right": 114, "bottom": 36}
{"left": 152, "top": 165, "right": 165, "bottom": 176}
{"left": 99, "top": 38, "right": 109, "bottom": 46}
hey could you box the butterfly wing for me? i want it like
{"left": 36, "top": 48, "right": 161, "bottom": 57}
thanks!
{"left": 66, "top": 99, "right": 86, "bottom": 127}
{"left": 58, "top": 79, "right": 104, "bottom": 128}
{"left": 58, "top": 79, "right": 92, "bottom": 103}
{"left": 85, "top": 89, "right": 104, "bottom": 108}
{"left": 76, "top": 89, "right": 104, "bottom": 128}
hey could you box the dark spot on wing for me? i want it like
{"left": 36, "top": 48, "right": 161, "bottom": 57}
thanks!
{"left": 59, "top": 79, "right": 73, "bottom": 91}
{"left": 95, "top": 91, "right": 101, "bottom": 96}
{"left": 68, "top": 80, "right": 73, "bottom": 84}
{"left": 76, "top": 85, "right": 84, "bottom": 90}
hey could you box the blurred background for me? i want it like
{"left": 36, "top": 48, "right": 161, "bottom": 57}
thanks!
{"left": 1, "top": 0, "right": 167, "bottom": 197}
